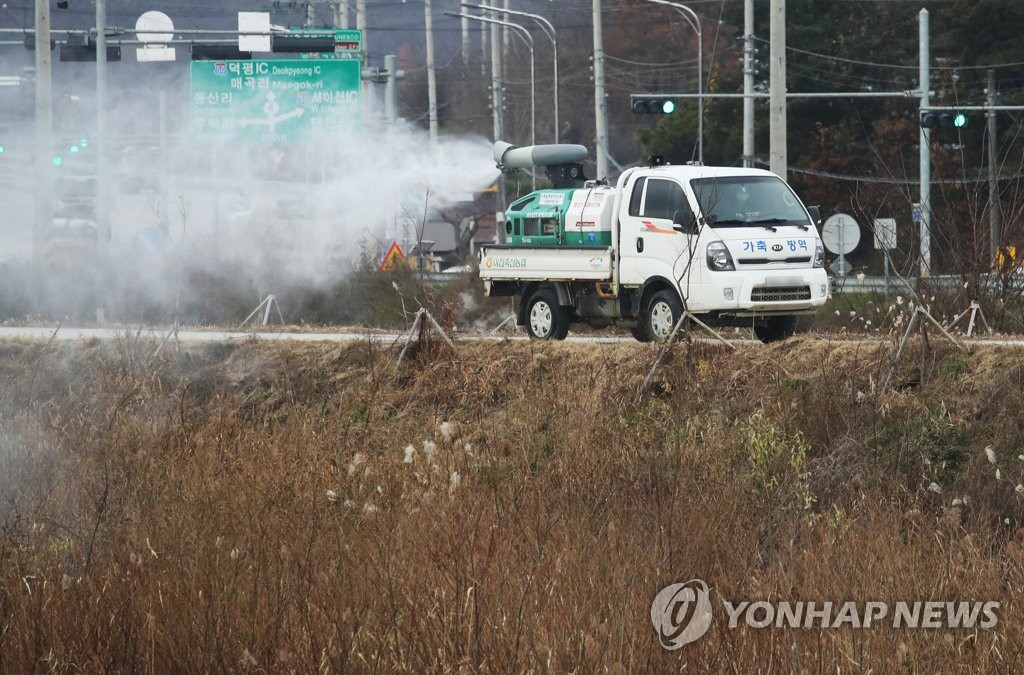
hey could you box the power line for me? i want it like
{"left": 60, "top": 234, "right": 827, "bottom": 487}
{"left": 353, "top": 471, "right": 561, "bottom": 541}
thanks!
{"left": 756, "top": 159, "right": 1024, "bottom": 186}
{"left": 754, "top": 36, "right": 1024, "bottom": 73}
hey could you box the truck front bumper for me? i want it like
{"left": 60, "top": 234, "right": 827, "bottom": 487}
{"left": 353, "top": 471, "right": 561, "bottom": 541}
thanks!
{"left": 689, "top": 268, "right": 829, "bottom": 315}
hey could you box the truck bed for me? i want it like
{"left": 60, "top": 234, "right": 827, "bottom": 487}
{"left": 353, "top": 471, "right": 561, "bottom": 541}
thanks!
{"left": 479, "top": 244, "right": 613, "bottom": 281}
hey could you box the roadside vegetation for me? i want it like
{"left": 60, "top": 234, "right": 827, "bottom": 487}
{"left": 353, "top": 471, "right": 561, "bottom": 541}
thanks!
{"left": 1, "top": 334, "right": 1023, "bottom": 671}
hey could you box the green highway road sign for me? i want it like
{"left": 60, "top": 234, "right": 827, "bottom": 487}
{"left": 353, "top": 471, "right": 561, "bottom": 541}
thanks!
{"left": 189, "top": 59, "right": 361, "bottom": 144}
{"left": 331, "top": 29, "right": 362, "bottom": 52}
{"left": 298, "top": 28, "right": 363, "bottom": 59}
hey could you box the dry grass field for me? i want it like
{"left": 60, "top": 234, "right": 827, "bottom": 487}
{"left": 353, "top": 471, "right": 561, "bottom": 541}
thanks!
{"left": 1, "top": 333, "right": 1023, "bottom": 672}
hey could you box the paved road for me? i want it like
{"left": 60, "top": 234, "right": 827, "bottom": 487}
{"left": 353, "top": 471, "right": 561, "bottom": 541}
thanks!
{"left": 0, "top": 325, "right": 630, "bottom": 345}
{"left": 0, "top": 325, "right": 1022, "bottom": 347}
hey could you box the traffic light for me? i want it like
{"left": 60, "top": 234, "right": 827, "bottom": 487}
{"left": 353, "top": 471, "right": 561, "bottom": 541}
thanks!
{"left": 59, "top": 34, "right": 121, "bottom": 62}
{"left": 271, "top": 34, "right": 336, "bottom": 53}
{"left": 191, "top": 44, "right": 252, "bottom": 60}
{"left": 51, "top": 138, "right": 89, "bottom": 167}
{"left": 631, "top": 95, "right": 678, "bottom": 115}
{"left": 920, "top": 109, "right": 969, "bottom": 129}
{"left": 23, "top": 34, "right": 56, "bottom": 51}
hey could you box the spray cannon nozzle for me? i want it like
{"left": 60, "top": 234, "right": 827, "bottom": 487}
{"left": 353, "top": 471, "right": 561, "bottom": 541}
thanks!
{"left": 492, "top": 141, "right": 588, "bottom": 172}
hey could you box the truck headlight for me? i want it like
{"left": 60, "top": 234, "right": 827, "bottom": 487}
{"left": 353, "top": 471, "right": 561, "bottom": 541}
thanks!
{"left": 813, "top": 242, "right": 824, "bottom": 268}
{"left": 706, "top": 241, "right": 735, "bottom": 271}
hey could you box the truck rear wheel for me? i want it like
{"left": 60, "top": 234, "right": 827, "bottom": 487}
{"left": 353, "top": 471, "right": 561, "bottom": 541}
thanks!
{"left": 525, "top": 288, "right": 569, "bottom": 340}
{"left": 645, "top": 290, "right": 684, "bottom": 342}
{"left": 754, "top": 316, "right": 798, "bottom": 343}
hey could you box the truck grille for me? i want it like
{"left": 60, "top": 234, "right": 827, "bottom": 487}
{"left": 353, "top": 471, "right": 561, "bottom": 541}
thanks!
{"left": 751, "top": 285, "right": 811, "bottom": 302}
{"left": 738, "top": 256, "right": 812, "bottom": 265}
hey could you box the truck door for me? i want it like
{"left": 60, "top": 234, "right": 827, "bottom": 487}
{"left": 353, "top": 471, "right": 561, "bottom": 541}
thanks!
{"left": 618, "top": 176, "right": 699, "bottom": 291}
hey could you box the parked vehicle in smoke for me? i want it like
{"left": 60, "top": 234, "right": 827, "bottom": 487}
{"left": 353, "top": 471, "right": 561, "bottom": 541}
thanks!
{"left": 479, "top": 142, "right": 829, "bottom": 343}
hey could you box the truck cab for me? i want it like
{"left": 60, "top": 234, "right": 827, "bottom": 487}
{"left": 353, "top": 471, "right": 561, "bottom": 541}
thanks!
{"left": 615, "top": 164, "right": 827, "bottom": 340}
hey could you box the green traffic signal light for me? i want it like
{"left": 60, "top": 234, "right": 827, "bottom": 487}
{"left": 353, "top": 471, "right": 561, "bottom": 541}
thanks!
{"left": 921, "top": 109, "right": 970, "bottom": 129}
{"left": 79, "top": 138, "right": 88, "bottom": 148}
{"left": 632, "top": 95, "right": 679, "bottom": 115}
{"left": 69, "top": 144, "right": 79, "bottom": 153}
{"left": 52, "top": 155, "right": 62, "bottom": 166}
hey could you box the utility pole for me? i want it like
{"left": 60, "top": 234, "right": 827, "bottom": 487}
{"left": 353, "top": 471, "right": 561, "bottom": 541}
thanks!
{"left": 918, "top": 8, "right": 931, "bottom": 277}
{"left": 158, "top": 90, "right": 168, "bottom": 231}
{"left": 502, "top": 0, "right": 510, "bottom": 53}
{"left": 592, "top": 0, "right": 609, "bottom": 179}
{"left": 768, "top": 0, "right": 786, "bottom": 178}
{"left": 743, "top": 0, "right": 754, "bottom": 168}
{"left": 334, "top": 1, "right": 349, "bottom": 29}
{"left": 96, "top": 0, "right": 110, "bottom": 255}
{"left": 489, "top": 1, "right": 505, "bottom": 239}
{"left": 356, "top": 0, "right": 366, "bottom": 55}
{"left": 490, "top": 6, "right": 502, "bottom": 144}
{"left": 384, "top": 54, "right": 398, "bottom": 122}
{"left": 425, "top": 0, "right": 438, "bottom": 147}
{"left": 461, "top": 10, "right": 469, "bottom": 69}
{"left": 305, "top": 0, "right": 315, "bottom": 28}
{"left": 33, "top": 0, "right": 52, "bottom": 264}
{"left": 987, "top": 68, "right": 1000, "bottom": 262}
{"left": 480, "top": 1, "right": 488, "bottom": 76}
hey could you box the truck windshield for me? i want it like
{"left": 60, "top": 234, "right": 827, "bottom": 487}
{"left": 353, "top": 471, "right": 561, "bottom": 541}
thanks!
{"left": 691, "top": 176, "right": 810, "bottom": 229}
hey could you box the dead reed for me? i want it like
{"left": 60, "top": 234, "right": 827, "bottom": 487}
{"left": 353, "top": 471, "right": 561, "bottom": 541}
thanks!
{"left": 0, "top": 335, "right": 1022, "bottom": 672}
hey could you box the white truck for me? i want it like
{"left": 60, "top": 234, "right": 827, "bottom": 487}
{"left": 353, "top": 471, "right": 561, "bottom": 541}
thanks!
{"left": 479, "top": 142, "right": 829, "bottom": 342}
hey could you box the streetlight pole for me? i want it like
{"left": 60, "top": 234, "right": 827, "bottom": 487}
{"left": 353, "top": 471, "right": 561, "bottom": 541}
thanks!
{"left": 448, "top": 12, "right": 535, "bottom": 190}
{"left": 462, "top": 2, "right": 558, "bottom": 143}
{"left": 643, "top": 0, "right": 703, "bottom": 163}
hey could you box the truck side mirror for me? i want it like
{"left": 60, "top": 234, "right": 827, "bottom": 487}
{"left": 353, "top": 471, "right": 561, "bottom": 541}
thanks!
{"left": 672, "top": 210, "right": 699, "bottom": 234}
{"left": 807, "top": 205, "right": 822, "bottom": 228}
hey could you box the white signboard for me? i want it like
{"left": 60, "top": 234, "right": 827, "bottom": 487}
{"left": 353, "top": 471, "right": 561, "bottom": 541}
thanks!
{"left": 822, "top": 213, "right": 860, "bottom": 255}
{"left": 238, "top": 12, "right": 271, "bottom": 53}
{"left": 136, "top": 10, "right": 176, "bottom": 62}
{"left": 873, "top": 218, "right": 897, "bottom": 250}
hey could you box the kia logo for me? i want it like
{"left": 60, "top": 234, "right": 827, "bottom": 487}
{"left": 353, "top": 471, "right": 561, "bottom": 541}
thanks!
{"left": 771, "top": 244, "right": 784, "bottom": 252}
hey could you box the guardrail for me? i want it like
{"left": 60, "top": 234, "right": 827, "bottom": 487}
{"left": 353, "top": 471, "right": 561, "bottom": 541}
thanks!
{"left": 830, "top": 273, "right": 1024, "bottom": 296}
{"left": 423, "top": 269, "right": 1024, "bottom": 297}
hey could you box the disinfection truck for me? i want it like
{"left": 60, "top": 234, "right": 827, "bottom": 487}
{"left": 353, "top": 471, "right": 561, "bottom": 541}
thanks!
{"left": 479, "top": 142, "right": 829, "bottom": 342}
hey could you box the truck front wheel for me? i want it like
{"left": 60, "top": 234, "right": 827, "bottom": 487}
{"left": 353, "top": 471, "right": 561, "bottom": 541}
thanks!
{"left": 525, "top": 288, "right": 569, "bottom": 340}
{"left": 754, "top": 316, "right": 798, "bottom": 343}
{"left": 645, "top": 290, "right": 684, "bottom": 342}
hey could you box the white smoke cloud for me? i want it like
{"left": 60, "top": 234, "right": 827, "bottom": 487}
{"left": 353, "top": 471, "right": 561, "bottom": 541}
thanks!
{"left": 0, "top": 57, "right": 501, "bottom": 318}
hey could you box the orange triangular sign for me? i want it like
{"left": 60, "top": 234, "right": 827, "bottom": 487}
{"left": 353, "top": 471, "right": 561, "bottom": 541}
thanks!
{"left": 379, "top": 241, "right": 406, "bottom": 271}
